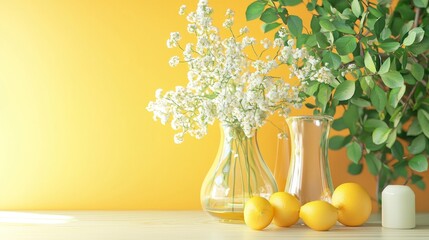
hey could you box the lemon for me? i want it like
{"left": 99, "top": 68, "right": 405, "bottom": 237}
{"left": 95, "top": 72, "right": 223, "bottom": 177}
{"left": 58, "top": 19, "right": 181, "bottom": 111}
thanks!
{"left": 332, "top": 182, "right": 372, "bottom": 226}
{"left": 244, "top": 196, "right": 274, "bottom": 230}
{"left": 269, "top": 192, "right": 301, "bottom": 227}
{"left": 299, "top": 200, "right": 338, "bottom": 231}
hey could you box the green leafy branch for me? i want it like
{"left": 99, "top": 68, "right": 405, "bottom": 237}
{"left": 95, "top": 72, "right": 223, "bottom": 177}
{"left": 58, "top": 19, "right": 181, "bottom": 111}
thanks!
{"left": 247, "top": 0, "right": 429, "bottom": 200}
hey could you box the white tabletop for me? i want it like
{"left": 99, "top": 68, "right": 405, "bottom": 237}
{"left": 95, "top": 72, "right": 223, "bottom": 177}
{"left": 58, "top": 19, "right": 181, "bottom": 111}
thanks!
{"left": 0, "top": 211, "right": 427, "bottom": 239}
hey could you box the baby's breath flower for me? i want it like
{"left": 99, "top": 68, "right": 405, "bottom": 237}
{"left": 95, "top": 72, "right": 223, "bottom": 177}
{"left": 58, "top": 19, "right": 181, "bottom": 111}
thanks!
{"left": 174, "top": 133, "right": 184, "bottom": 144}
{"left": 222, "top": 18, "right": 234, "bottom": 28}
{"left": 187, "top": 24, "right": 197, "bottom": 33}
{"left": 242, "top": 36, "right": 255, "bottom": 46}
{"left": 261, "top": 38, "right": 271, "bottom": 49}
{"left": 170, "top": 32, "right": 181, "bottom": 42}
{"left": 278, "top": 27, "right": 287, "bottom": 38}
{"left": 273, "top": 38, "right": 284, "bottom": 47}
{"left": 178, "top": 5, "right": 186, "bottom": 15}
{"left": 148, "top": 0, "right": 306, "bottom": 143}
{"left": 167, "top": 32, "right": 181, "bottom": 48}
{"left": 169, "top": 56, "right": 180, "bottom": 67}
{"left": 225, "top": 9, "right": 234, "bottom": 17}
{"left": 155, "top": 89, "right": 163, "bottom": 98}
{"left": 239, "top": 26, "right": 249, "bottom": 35}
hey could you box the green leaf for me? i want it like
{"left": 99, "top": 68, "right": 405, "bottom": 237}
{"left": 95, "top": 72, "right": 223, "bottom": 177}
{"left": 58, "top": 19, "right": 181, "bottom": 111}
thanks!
{"left": 305, "top": 34, "right": 317, "bottom": 47}
{"left": 389, "top": 108, "right": 402, "bottom": 128}
{"left": 335, "top": 36, "right": 357, "bottom": 55}
{"left": 411, "top": 63, "right": 425, "bottom": 81}
{"left": 413, "top": 0, "right": 428, "bottom": 8}
{"left": 347, "top": 142, "right": 362, "bottom": 164}
{"left": 322, "top": 51, "right": 341, "bottom": 69}
{"left": 372, "top": 126, "right": 391, "bottom": 145}
{"left": 374, "top": 17, "right": 386, "bottom": 39}
{"left": 411, "top": 27, "right": 425, "bottom": 43}
{"left": 394, "top": 160, "right": 408, "bottom": 178}
{"left": 343, "top": 105, "right": 359, "bottom": 135}
{"left": 316, "top": 33, "right": 330, "bottom": 48}
{"left": 348, "top": 163, "right": 363, "bottom": 175}
{"left": 365, "top": 153, "right": 382, "bottom": 176}
{"left": 400, "top": 21, "right": 414, "bottom": 38}
{"left": 287, "top": 15, "right": 303, "bottom": 37}
{"left": 370, "top": 85, "right": 387, "bottom": 112}
{"left": 416, "top": 181, "right": 426, "bottom": 190}
{"left": 378, "top": 167, "right": 389, "bottom": 195}
{"left": 409, "top": 154, "right": 428, "bottom": 172}
{"left": 332, "top": 118, "right": 347, "bottom": 131}
{"left": 417, "top": 109, "right": 429, "bottom": 138}
{"left": 369, "top": 7, "right": 382, "bottom": 18}
{"left": 351, "top": 98, "right": 371, "bottom": 107}
{"left": 359, "top": 11, "right": 368, "bottom": 31}
{"left": 412, "top": 175, "right": 426, "bottom": 190}
{"left": 364, "top": 119, "right": 388, "bottom": 132}
{"left": 404, "top": 73, "right": 417, "bottom": 85}
{"left": 380, "top": 71, "right": 404, "bottom": 89}
{"left": 260, "top": 7, "right": 279, "bottom": 23}
{"left": 334, "top": 81, "right": 355, "bottom": 101}
{"left": 379, "top": 41, "right": 400, "bottom": 52}
{"left": 364, "top": 52, "right": 377, "bottom": 73}
{"left": 391, "top": 141, "right": 404, "bottom": 161}
{"left": 364, "top": 134, "right": 384, "bottom": 151}
{"left": 304, "top": 81, "right": 319, "bottom": 95}
{"left": 246, "top": 1, "right": 267, "bottom": 21}
{"left": 317, "top": 84, "right": 331, "bottom": 112}
{"left": 305, "top": 103, "right": 317, "bottom": 109}
{"left": 333, "top": 21, "right": 355, "bottom": 34}
{"left": 409, "top": 37, "right": 429, "bottom": 55}
{"left": 403, "top": 31, "right": 417, "bottom": 46}
{"left": 280, "top": 0, "right": 302, "bottom": 6}
{"left": 307, "top": 1, "right": 315, "bottom": 11}
{"left": 407, "top": 119, "right": 422, "bottom": 136}
{"left": 310, "top": 15, "right": 321, "bottom": 32}
{"left": 319, "top": 19, "right": 336, "bottom": 31}
{"left": 378, "top": 59, "right": 391, "bottom": 75}
{"left": 360, "top": 76, "right": 373, "bottom": 94}
{"left": 388, "top": 86, "right": 406, "bottom": 108}
{"left": 351, "top": 0, "right": 362, "bottom": 17}
{"left": 408, "top": 134, "right": 427, "bottom": 154}
{"left": 386, "top": 130, "right": 396, "bottom": 148}
{"left": 329, "top": 135, "right": 347, "bottom": 150}
{"left": 380, "top": 28, "right": 392, "bottom": 41}
{"left": 402, "top": 50, "right": 408, "bottom": 70}
{"left": 262, "top": 22, "right": 281, "bottom": 33}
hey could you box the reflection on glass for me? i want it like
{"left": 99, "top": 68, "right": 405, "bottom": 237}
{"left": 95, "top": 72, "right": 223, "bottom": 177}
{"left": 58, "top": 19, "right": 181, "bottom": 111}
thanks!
{"left": 200, "top": 125, "right": 278, "bottom": 222}
{"left": 285, "top": 115, "right": 334, "bottom": 204}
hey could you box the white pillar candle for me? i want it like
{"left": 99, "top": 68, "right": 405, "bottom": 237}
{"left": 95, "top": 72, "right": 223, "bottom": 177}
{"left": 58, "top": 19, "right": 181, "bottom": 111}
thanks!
{"left": 382, "top": 185, "right": 415, "bottom": 229}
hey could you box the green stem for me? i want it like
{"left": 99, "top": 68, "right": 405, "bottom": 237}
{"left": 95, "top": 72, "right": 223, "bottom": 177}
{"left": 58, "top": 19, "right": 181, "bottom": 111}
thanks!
{"left": 232, "top": 148, "right": 237, "bottom": 211}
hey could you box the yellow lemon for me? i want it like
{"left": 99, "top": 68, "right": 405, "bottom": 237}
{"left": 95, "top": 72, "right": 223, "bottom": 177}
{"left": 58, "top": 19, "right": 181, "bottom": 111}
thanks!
{"left": 299, "top": 200, "right": 338, "bottom": 231}
{"left": 269, "top": 192, "right": 301, "bottom": 227}
{"left": 244, "top": 196, "right": 274, "bottom": 230}
{"left": 332, "top": 182, "right": 372, "bottom": 226}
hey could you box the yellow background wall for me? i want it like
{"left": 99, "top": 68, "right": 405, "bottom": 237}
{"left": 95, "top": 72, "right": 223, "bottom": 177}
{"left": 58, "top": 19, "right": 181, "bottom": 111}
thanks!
{"left": 0, "top": 0, "right": 427, "bottom": 211}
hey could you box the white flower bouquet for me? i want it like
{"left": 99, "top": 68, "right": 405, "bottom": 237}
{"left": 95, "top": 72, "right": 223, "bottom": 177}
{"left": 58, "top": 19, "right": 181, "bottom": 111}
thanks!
{"left": 147, "top": 0, "right": 335, "bottom": 143}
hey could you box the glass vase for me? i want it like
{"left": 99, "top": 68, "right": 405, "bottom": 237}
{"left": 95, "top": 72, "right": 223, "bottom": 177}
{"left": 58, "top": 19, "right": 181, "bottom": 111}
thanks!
{"left": 284, "top": 115, "right": 334, "bottom": 204}
{"left": 200, "top": 125, "right": 278, "bottom": 222}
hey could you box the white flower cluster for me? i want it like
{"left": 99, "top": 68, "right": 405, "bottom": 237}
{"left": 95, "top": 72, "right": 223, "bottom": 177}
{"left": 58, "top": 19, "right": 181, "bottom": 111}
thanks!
{"left": 280, "top": 39, "right": 336, "bottom": 85}
{"left": 147, "top": 0, "right": 306, "bottom": 143}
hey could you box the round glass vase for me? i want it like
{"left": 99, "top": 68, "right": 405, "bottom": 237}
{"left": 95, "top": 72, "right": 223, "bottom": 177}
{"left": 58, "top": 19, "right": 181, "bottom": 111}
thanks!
{"left": 284, "top": 115, "right": 334, "bottom": 204}
{"left": 200, "top": 125, "right": 278, "bottom": 222}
